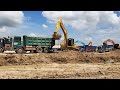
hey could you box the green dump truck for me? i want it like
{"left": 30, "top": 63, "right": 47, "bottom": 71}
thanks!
{"left": 0, "top": 35, "right": 55, "bottom": 53}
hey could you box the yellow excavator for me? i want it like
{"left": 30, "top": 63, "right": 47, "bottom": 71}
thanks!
{"left": 52, "top": 17, "right": 77, "bottom": 50}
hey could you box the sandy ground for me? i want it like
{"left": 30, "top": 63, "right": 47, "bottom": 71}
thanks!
{"left": 0, "top": 63, "right": 120, "bottom": 79}
{"left": 0, "top": 50, "right": 120, "bottom": 79}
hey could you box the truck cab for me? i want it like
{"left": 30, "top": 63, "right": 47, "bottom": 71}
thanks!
{"left": 0, "top": 36, "right": 23, "bottom": 53}
{"left": 13, "top": 36, "right": 23, "bottom": 49}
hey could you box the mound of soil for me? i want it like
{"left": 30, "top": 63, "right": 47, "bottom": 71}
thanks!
{"left": 0, "top": 50, "right": 120, "bottom": 66}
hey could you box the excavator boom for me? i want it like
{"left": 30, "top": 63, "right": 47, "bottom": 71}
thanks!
{"left": 75, "top": 40, "right": 85, "bottom": 46}
{"left": 88, "top": 41, "right": 92, "bottom": 46}
{"left": 103, "top": 39, "right": 115, "bottom": 45}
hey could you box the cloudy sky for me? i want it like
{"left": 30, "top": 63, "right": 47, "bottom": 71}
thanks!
{"left": 0, "top": 11, "right": 120, "bottom": 46}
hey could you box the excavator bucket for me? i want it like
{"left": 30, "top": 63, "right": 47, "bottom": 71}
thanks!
{"left": 52, "top": 32, "right": 62, "bottom": 40}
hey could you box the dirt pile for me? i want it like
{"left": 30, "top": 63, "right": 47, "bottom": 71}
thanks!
{"left": 46, "top": 50, "right": 120, "bottom": 63}
{"left": 0, "top": 50, "right": 120, "bottom": 66}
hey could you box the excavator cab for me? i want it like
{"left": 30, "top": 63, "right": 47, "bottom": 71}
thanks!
{"left": 68, "top": 38, "right": 74, "bottom": 46}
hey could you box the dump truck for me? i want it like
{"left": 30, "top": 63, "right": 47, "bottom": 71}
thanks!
{"left": 0, "top": 35, "right": 55, "bottom": 53}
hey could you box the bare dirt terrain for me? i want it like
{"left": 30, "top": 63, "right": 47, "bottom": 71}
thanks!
{"left": 0, "top": 50, "right": 120, "bottom": 79}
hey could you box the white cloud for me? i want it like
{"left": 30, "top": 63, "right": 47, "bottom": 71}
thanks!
{"left": 42, "top": 11, "right": 120, "bottom": 45}
{"left": 0, "top": 11, "right": 25, "bottom": 33}
{"left": 42, "top": 11, "right": 120, "bottom": 30}
{"left": 29, "top": 33, "right": 48, "bottom": 37}
{"left": 85, "top": 37, "right": 92, "bottom": 41}
{"left": 0, "top": 11, "right": 24, "bottom": 28}
{"left": 42, "top": 24, "right": 48, "bottom": 28}
{"left": 0, "top": 26, "right": 7, "bottom": 32}
{"left": 29, "top": 33, "right": 37, "bottom": 37}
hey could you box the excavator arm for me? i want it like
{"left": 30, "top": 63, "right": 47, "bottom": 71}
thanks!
{"left": 103, "top": 39, "right": 115, "bottom": 45}
{"left": 75, "top": 40, "right": 85, "bottom": 46}
{"left": 88, "top": 41, "right": 92, "bottom": 46}
{"left": 55, "top": 18, "right": 61, "bottom": 32}
{"left": 52, "top": 18, "right": 68, "bottom": 47}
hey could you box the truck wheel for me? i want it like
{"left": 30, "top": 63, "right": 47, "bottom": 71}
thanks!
{"left": 0, "top": 47, "right": 4, "bottom": 53}
{"left": 16, "top": 47, "right": 24, "bottom": 54}
{"left": 30, "top": 50, "right": 35, "bottom": 53}
{"left": 36, "top": 47, "right": 43, "bottom": 53}
{"left": 44, "top": 47, "right": 49, "bottom": 53}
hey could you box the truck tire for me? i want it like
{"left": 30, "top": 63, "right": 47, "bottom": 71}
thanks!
{"left": 44, "top": 47, "right": 49, "bottom": 53}
{"left": 30, "top": 50, "right": 34, "bottom": 53}
{"left": 0, "top": 47, "right": 4, "bottom": 53}
{"left": 16, "top": 47, "right": 24, "bottom": 54}
{"left": 36, "top": 47, "right": 43, "bottom": 53}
